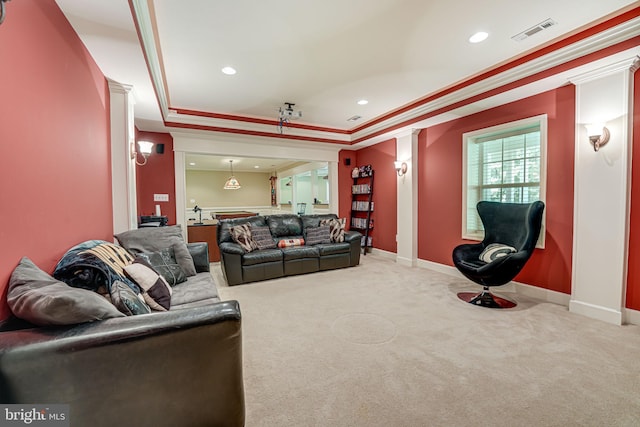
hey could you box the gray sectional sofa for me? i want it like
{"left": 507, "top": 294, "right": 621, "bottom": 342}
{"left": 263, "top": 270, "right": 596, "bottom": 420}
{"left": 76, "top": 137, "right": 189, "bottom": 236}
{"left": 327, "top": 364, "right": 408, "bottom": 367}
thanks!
{"left": 0, "top": 228, "right": 245, "bottom": 427}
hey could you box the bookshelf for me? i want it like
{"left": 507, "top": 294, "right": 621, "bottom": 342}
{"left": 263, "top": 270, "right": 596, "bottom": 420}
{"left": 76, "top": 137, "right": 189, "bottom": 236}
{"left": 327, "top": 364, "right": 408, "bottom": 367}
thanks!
{"left": 350, "top": 165, "right": 374, "bottom": 254}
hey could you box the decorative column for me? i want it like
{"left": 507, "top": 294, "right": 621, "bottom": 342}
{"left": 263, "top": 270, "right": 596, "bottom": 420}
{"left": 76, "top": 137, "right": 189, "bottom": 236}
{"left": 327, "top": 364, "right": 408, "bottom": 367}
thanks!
{"left": 396, "top": 129, "right": 420, "bottom": 266}
{"left": 109, "top": 80, "right": 138, "bottom": 234}
{"left": 569, "top": 57, "right": 639, "bottom": 324}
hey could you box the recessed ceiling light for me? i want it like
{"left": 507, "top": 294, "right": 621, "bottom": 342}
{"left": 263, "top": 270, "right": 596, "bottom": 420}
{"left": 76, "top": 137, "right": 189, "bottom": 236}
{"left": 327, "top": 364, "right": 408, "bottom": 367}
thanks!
{"left": 221, "top": 66, "right": 237, "bottom": 75}
{"left": 469, "top": 31, "right": 488, "bottom": 43}
{"left": 254, "top": 165, "right": 260, "bottom": 169}
{"left": 357, "top": 99, "right": 368, "bottom": 105}
{"left": 189, "top": 162, "right": 196, "bottom": 166}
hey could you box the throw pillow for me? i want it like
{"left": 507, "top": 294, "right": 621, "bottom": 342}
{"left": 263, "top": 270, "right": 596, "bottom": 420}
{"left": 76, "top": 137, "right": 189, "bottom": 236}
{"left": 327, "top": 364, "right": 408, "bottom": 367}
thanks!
{"left": 124, "top": 258, "right": 172, "bottom": 311}
{"left": 305, "top": 225, "right": 331, "bottom": 246}
{"left": 278, "top": 238, "right": 305, "bottom": 248}
{"left": 230, "top": 223, "right": 258, "bottom": 252}
{"left": 110, "top": 280, "right": 152, "bottom": 316}
{"left": 479, "top": 243, "right": 517, "bottom": 263}
{"left": 320, "top": 218, "right": 346, "bottom": 243}
{"left": 138, "top": 247, "right": 187, "bottom": 286}
{"left": 250, "top": 225, "right": 277, "bottom": 250}
{"left": 8, "top": 257, "right": 125, "bottom": 326}
{"left": 114, "top": 225, "right": 197, "bottom": 277}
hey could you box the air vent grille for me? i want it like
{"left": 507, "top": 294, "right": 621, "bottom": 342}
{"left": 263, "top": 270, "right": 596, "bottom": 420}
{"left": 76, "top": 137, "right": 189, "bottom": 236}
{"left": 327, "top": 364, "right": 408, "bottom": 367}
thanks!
{"left": 347, "top": 115, "right": 362, "bottom": 122}
{"left": 512, "top": 18, "right": 557, "bottom": 42}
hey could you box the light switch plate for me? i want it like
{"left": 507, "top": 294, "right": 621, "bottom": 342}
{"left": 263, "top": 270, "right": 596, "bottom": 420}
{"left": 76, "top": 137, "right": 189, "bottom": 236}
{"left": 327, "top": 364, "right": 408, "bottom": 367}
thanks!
{"left": 154, "top": 194, "right": 169, "bottom": 202}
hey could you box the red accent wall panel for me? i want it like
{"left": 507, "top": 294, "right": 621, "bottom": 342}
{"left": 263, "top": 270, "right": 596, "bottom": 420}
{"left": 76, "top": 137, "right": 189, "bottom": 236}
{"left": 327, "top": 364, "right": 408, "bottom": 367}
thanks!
{"left": 0, "top": 0, "right": 112, "bottom": 320}
{"left": 338, "top": 150, "right": 357, "bottom": 220}
{"left": 418, "top": 86, "right": 575, "bottom": 294}
{"left": 354, "top": 139, "right": 398, "bottom": 253}
{"left": 626, "top": 71, "right": 640, "bottom": 310}
{"left": 135, "top": 131, "right": 177, "bottom": 225}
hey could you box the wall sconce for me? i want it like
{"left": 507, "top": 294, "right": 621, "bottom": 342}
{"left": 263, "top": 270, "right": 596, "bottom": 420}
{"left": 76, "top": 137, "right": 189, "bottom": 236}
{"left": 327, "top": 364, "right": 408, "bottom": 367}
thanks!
{"left": 394, "top": 160, "right": 408, "bottom": 177}
{"left": 132, "top": 140, "right": 154, "bottom": 166}
{"left": 585, "top": 123, "right": 610, "bottom": 152}
{"left": 0, "top": 0, "right": 11, "bottom": 26}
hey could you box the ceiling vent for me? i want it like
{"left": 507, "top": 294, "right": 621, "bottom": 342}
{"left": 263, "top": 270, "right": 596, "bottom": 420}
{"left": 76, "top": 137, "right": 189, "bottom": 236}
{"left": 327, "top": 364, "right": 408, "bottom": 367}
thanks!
{"left": 347, "top": 115, "right": 362, "bottom": 122}
{"left": 511, "top": 18, "right": 557, "bottom": 42}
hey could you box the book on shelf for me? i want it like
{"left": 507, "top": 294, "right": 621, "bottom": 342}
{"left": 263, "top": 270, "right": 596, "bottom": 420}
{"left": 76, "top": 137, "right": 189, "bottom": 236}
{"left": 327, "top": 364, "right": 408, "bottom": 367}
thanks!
{"left": 351, "top": 200, "right": 374, "bottom": 211}
{"left": 351, "top": 218, "right": 374, "bottom": 229}
{"left": 351, "top": 183, "right": 371, "bottom": 194}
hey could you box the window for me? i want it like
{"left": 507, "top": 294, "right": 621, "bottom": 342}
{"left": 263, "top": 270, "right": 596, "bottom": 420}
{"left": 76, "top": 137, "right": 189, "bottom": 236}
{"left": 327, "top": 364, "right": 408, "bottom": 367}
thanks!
{"left": 462, "top": 114, "right": 547, "bottom": 245}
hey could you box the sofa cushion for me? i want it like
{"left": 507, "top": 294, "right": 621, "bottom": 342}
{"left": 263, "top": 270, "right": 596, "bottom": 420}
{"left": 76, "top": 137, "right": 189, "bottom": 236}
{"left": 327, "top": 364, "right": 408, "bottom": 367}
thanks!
{"left": 267, "top": 214, "right": 303, "bottom": 237}
{"left": 114, "top": 225, "right": 197, "bottom": 276}
{"left": 281, "top": 246, "right": 320, "bottom": 261}
{"left": 218, "top": 216, "right": 266, "bottom": 244}
{"left": 317, "top": 242, "right": 351, "bottom": 256}
{"left": 301, "top": 214, "right": 338, "bottom": 229}
{"left": 124, "top": 258, "right": 172, "bottom": 311}
{"left": 170, "top": 272, "right": 219, "bottom": 307}
{"left": 250, "top": 225, "right": 277, "bottom": 250}
{"left": 230, "top": 223, "right": 259, "bottom": 252}
{"left": 138, "top": 247, "right": 187, "bottom": 286}
{"left": 8, "top": 257, "right": 125, "bottom": 326}
{"left": 242, "top": 248, "right": 283, "bottom": 266}
{"left": 320, "top": 217, "right": 346, "bottom": 243}
{"left": 305, "top": 225, "right": 331, "bottom": 246}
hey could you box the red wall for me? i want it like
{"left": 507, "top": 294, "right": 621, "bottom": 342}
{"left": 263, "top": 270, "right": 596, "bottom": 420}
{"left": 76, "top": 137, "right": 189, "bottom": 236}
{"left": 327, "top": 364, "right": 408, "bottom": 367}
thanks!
{"left": 626, "top": 71, "right": 640, "bottom": 310}
{"left": 418, "top": 86, "right": 575, "bottom": 294}
{"left": 0, "top": 0, "right": 112, "bottom": 320}
{"left": 352, "top": 139, "right": 398, "bottom": 253}
{"left": 338, "top": 150, "right": 357, "bottom": 220}
{"left": 135, "top": 131, "right": 177, "bottom": 225}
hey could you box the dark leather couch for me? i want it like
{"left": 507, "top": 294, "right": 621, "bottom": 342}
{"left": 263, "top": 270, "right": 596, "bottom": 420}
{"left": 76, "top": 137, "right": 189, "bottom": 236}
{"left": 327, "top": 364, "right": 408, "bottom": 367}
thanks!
{"left": 217, "top": 214, "right": 362, "bottom": 286}
{"left": 0, "top": 243, "right": 245, "bottom": 427}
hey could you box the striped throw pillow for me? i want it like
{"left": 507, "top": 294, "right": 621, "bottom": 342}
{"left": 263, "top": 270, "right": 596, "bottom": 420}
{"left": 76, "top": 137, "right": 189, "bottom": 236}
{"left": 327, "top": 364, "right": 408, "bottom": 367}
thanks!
{"left": 479, "top": 243, "right": 516, "bottom": 263}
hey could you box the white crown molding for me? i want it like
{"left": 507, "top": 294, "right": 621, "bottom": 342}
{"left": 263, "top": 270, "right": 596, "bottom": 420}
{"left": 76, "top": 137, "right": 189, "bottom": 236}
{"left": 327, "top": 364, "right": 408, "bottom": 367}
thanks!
{"left": 132, "top": 4, "right": 640, "bottom": 145}
{"left": 351, "top": 17, "right": 640, "bottom": 143}
{"left": 568, "top": 55, "right": 640, "bottom": 84}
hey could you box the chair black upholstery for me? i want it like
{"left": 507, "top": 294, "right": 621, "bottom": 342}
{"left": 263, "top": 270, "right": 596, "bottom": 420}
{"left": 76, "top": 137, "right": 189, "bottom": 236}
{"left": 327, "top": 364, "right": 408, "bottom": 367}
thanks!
{"left": 452, "top": 201, "right": 545, "bottom": 308}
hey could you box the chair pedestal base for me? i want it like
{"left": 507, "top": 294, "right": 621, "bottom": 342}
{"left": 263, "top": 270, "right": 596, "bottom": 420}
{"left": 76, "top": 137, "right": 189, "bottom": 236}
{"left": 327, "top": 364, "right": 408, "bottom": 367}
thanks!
{"left": 457, "top": 288, "right": 516, "bottom": 309}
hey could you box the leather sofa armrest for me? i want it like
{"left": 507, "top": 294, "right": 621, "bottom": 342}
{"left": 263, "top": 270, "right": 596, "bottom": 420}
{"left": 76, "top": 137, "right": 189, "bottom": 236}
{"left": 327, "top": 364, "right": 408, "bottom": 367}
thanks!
{"left": 219, "top": 241, "right": 245, "bottom": 255}
{"left": 188, "top": 242, "right": 210, "bottom": 272}
{"left": 344, "top": 230, "right": 362, "bottom": 243}
{"left": 0, "top": 301, "right": 245, "bottom": 426}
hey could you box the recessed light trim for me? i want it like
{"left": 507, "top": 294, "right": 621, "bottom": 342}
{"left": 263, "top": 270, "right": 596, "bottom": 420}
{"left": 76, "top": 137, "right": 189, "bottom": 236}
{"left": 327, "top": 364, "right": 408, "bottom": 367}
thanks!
{"left": 221, "top": 66, "right": 237, "bottom": 75}
{"left": 469, "top": 31, "right": 488, "bottom": 43}
{"left": 357, "top": 99, "right": 368, "bottom": 105}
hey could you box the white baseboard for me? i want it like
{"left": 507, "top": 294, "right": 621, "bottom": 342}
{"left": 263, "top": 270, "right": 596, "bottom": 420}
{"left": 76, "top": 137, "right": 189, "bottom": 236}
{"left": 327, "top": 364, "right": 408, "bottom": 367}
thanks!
{"left": 368, "top": 247, "right": 396, "bottom": 260}
{"left": 569, "top": 299, "right": 623, "bottom": 325}
{"left": 415, "top": 258, "right": 571, "bottom": 307}
{"left": 623, "top": 307, "right": 640, "bottom": 325}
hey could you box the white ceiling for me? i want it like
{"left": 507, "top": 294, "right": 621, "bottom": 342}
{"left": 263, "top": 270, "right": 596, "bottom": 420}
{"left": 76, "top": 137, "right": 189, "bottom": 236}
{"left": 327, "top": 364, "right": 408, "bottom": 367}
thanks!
{"left": 55, "top": 0, "right": 636, "bottom": 137}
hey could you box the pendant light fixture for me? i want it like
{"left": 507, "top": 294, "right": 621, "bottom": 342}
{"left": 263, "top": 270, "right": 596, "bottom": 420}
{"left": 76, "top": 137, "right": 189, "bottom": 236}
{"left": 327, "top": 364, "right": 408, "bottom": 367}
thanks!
{"left": 224, "top": 160, "right": 241, "bottom": 190}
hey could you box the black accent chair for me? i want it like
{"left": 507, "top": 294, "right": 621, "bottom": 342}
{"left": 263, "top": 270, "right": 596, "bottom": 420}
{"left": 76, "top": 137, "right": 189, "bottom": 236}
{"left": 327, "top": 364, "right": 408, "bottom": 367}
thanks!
{"left": 452, "top": 201, "right": 545, "bottom": 308}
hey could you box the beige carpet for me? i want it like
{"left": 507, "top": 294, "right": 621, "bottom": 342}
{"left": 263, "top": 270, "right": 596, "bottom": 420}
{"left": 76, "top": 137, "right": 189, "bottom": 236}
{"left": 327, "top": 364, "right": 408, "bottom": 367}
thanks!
{"left": 214, "top": 255, "right": 640, "bottom": 427}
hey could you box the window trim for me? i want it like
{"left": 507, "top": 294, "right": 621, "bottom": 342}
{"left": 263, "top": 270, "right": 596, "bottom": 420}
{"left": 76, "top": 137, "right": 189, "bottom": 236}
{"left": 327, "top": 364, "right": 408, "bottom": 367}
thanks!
{"left": 462, "top": 114, "right": 547, "bottom": 248}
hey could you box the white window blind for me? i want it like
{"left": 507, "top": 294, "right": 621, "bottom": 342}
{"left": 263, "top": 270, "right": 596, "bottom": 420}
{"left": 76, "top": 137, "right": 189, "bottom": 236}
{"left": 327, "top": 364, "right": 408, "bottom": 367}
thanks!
{"left": 462, "top": 115, "right": 547, "bottom": 243}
